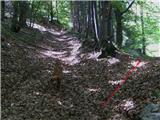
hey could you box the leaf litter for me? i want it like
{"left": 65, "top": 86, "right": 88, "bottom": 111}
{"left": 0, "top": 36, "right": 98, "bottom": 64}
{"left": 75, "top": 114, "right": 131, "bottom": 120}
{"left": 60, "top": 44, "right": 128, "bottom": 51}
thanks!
{"left": 1, "top": 24, "right": 160, "bottom": 120}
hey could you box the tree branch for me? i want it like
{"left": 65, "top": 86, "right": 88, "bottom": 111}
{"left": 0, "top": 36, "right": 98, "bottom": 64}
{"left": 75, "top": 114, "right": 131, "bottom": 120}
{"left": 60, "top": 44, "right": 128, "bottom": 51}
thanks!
{"left": 121, "top": 0, "right": 135, "bottom": 15}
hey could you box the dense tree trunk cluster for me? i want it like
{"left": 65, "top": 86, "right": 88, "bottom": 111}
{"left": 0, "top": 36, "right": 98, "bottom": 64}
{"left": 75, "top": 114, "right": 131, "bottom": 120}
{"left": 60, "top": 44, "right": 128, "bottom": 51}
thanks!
{"left": 71, "top": 1, "right": 135, "bottom": 57}
{"left": 3, "top": 0, "right": 145, "bottom": 57}
{"left": 140, "top": 2, "right": 146, "bottom": 55}
{"left": 71, "top": 1, "right": 117, "bottom": 57}
{"left": 1, "top": 1, "right": 5, "bottom": 21}
{"left": 11, "top": 1, "right": 28, "bottom": 32}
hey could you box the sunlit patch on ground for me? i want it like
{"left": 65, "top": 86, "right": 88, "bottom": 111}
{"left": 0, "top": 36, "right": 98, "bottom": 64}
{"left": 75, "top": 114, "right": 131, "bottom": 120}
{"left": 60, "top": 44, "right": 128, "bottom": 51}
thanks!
{"left": 131, "top": 60, "right": 147, "bottom": 67}
{"left": 28, "top": 22, "right": 47, "bottom": 32}
{"left": 48, "top": 29, "right": 62, "bottom": 36}
{"left": 87, "top": 88, "right": 101, "bottom": 92}
{"left": 108, "top": 80, "right": 122, "bottom": 85}
{"left": 57, "top": 100, "right": 62, "bottom": 105}
{"left": 27, "top": 22, "right": 65, "bottom": 36}
{"left": 108, "top": 58, "right": 120, "bottom": 65}
{"left": 56, "top": 35, "right": 71, "bottom": 42}
{"left": 56, "top": 37, "right": 66, "bottom": 42}
{"left": 62, "top": 56, "right": 80, "bottom": 65}
{"left": 27, "top": 22, "right": 82, "bottom": 66}
{"left": 120, "top": 99, "right": 135, "bottom": 111}
{"left": 33, "top": 91, "right": 40, "bottom": 95}
{"left": 63, "top": 70, "right": 71, "bottom": 74}
{"left": 61, "top": 39, "right": 82, "bottom": 65}
{"left": 46, "top": 70, "right": 51, "bottom": 73}
{"left": 40, "top": 50, "right": 67, "bottom": 58}
{"left": 11, "top": 103, "right": 14, "bottom": 107}
{"left": 80, "top": 51, "right": 101, "bottom": 60}
{"left": 57, "top": 100, "right": 73, "bottom": 108}
{"left": 72, "top": 74, "right": 80, "bottom": 78}
{"left": 88, "top": 51, "right": 101, "bottom": 59}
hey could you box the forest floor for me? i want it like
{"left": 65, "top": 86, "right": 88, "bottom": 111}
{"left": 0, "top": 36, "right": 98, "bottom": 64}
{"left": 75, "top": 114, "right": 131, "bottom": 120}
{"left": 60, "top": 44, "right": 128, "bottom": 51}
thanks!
{"left": 1, "top": 22, "right": 160, "bottom": 120}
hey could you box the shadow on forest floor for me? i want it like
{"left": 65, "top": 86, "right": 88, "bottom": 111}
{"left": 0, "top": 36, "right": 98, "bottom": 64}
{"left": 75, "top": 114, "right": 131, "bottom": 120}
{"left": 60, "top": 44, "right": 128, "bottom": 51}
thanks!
{"left": 1, "top": 22, "right": 160, "bottom": 120}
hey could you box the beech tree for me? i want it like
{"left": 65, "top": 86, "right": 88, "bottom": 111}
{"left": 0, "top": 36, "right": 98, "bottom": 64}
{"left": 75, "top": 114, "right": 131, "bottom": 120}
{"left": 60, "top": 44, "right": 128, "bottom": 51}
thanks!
{"left": 11, "top": 1, "right": 19, "bottom": 32}
{"left": 140, "top": 2, "right": 146, "bottom": 55}
{"left": 8, "top": 1, "right": 160, "bottom": 57}
{"left": 11, "top": 1, "right": 29, "bottom": 32}
{"left": 1, "top": 1, "right": 5, "bottom": 21}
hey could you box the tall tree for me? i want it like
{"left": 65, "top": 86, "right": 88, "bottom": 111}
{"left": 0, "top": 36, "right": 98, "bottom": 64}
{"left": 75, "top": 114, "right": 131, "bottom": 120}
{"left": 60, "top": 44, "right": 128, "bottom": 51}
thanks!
{"left": 19, "top": 1, "right": 28, "bottom": 27}
{"left": 50, "top": 1, "right": 54, "bottom": 23}
{"left": 1, "top": 1, "right": 5, "bottom": 21}
{"left": 71, "top": 1, "right": 80, "bottom": 32}
{"left": 140, "top": 2, "right": 146, "bottom": 55}
{"left": 11, "top": 1, "right": 20, "bottom": 32}
{"left": 91, "top": 1, "right": 100, "bottom": 49}
{"left": 56, "top": 1, "right": 58, "bottom": 21}
{"left": 115, "top": 8, "right": 123, "bottom": 48}
{"left": 85, "top": 1, "right": 92, "bottom": 39}
{"left": 98, "top": 1, "right": 118, "bottom": 58}
{"left": 114, "top": 0, "right": 135, "bottom": 48}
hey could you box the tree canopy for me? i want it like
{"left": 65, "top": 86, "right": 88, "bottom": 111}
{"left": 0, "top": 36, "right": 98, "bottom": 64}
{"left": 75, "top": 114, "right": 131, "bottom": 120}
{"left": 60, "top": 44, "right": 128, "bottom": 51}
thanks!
{"left": 1, "top": 1, "right": 160, "bottom": 120}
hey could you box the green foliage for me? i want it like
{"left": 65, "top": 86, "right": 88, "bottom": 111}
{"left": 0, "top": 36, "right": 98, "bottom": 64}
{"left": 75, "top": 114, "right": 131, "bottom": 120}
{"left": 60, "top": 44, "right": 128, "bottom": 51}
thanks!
{"left": 10, "top": 1, "right": 159, "bottom": 57}
{"left": 56, "top": 1, "right": 71, "bottom": 28}
{"left": 123, "top": 1, "right": 160, "bottom": 56}
{"left": 28, "top": 1, "right": 71, "bottom": 28}
{"left": 111, "top": 1, "right": 127, "bottom": 12}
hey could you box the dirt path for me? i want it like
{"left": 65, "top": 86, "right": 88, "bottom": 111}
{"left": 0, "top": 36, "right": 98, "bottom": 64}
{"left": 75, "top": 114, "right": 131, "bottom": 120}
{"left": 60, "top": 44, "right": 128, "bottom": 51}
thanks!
{"left": 2, "top": 23, "right": 160, "bottom": 120}
{"left": 28, "top": 23, "right": 82, "bottom": 66}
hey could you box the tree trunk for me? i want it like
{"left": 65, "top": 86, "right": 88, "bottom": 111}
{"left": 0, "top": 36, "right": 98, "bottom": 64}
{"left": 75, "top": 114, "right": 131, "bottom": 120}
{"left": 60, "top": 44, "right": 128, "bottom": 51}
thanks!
{"left": 11, "top": 1, "right": 20, "bottom": 32}
{"left": 77, "top": 2, "right": 81, "bottom": 33}
{"left": 71, "top": 1, "right": 79, "bottom": 32}
{"left": 19, "top": 1, "right": 28, "bottom": 27}
{"left": 1, "top": 1, "right": 5, "bottom": 21}
{"left": 98, "top": 1, "right": 117, "bottom": 58}
{"left": 70, "top": 1, "right": 76, "bottom": 31}
{"left": 50, "top": 1, "right": 54, "bottom": 23}
{"left": 114, "top": 1, "right": 135, "bottom": 48}
{"left": 56, "top": 1, "right": 58, "bottom": 21}
{"left": 81, "top": 2, "right": 87, "bottom": 35}
{"left": 29, "top": 1, "right": 34, "bottom": 27}
{"left": 141, "top": 2, "right": 146, "bottom": 55}
{"left": 78, "top": 1, "right": 83, "bottom": 33}
{"left": 115, "top": 10, "right": 123, "bottom": 48}
{"left": 91, "top": 1, "right": 100, "bottom": 49}
{"left": 85, "top": 2, "right": 91, "bottom": 39}
{"left": 99, "top": 1, "right": 109, "bottom": 49}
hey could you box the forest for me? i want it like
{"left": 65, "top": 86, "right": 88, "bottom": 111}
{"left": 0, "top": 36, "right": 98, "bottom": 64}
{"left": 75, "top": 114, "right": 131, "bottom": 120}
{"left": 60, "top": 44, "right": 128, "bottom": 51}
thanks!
{"left": 1, "top": 1, "right": 160, "bottom": 120}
